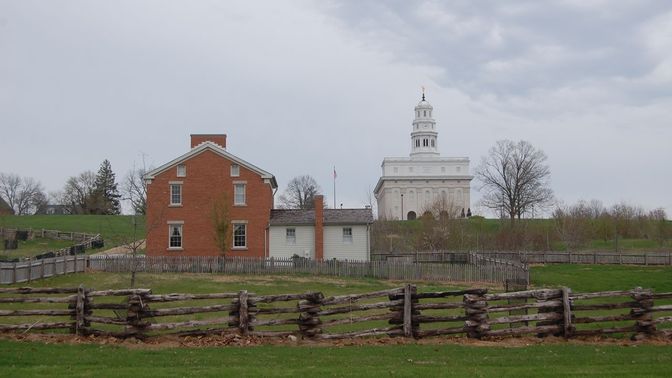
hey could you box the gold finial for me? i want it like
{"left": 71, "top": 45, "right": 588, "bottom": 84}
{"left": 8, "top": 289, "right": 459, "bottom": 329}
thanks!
{"left": 421, "top": 85, "right": 426, "bottom": 101}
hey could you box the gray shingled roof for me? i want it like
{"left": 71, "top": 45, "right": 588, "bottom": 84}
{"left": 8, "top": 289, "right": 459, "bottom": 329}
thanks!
{"left": 270, "top": 208, "right": 373, "bottom": 226}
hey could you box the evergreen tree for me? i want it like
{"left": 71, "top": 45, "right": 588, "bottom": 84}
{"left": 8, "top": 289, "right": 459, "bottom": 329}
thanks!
{"left": 93, "top": 159, "right": 121, "bottom": 215}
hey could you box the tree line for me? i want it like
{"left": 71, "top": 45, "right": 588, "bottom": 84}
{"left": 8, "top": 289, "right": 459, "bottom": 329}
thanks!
{"left": 0, "top": 160, "right": 147, "bottom": 216}
{"left": 372, "top": 200, "right": 670, "bottom": 253}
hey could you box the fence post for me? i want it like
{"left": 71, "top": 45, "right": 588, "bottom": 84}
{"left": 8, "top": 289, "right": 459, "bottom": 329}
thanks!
{"left": 74, "top": 284, "right": 86, "bottom": 335}
{"left": 238, "top": 290, "right": 249, "bottom": 336}
{"left": 464, "top": 289, "right": 488, "bottom": 339}
{"left": 561, "top": 287, "right": 573, "bottom": 338}
{"left": 127, "top": 292, "right": 149, "bottom": 339}
{"left": 298, "top": 292, "right": 324, "bottom": 339}
{"left": 403, "top": 283, "right": 413, "bottom": 337}
{"left": 631, "top": 288, "right": 655, "bottom": 340}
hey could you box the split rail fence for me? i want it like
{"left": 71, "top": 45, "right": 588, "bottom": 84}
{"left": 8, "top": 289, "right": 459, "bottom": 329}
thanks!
{"left": 373, "top": 251, "right": 672, "bottom": 266}
{"left": 88, "top": 255, "right": 529, "bottom": 286}
{"left": 0, "top": 285, "right": 670, "bottom": 341}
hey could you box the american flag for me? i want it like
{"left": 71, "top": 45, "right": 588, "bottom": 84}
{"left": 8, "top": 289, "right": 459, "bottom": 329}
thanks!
{"left": 333, "top": 167, "right": 337, "bottom": 179}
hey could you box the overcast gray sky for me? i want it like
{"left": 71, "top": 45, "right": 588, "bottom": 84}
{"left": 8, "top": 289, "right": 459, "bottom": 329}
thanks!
{"left": 1, "top": 0, "right": 670, "bottom": 216}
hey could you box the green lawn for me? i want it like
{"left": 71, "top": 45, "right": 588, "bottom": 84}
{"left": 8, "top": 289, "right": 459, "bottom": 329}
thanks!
{"left": 0, "top": 215, "right": 145, "bottom": 251}
{"left": 530, "top": 264, "right": 672, "bottom": 293}
{"left": 0, "top": 339, "right": 670, "bottom": 377}
{"left": 0, "top": 237, "right": 74, "bottom": 260}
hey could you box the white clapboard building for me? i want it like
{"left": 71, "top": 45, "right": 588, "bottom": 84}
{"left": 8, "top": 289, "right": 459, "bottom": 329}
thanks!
{"left": 268, "top": 195, "right": 373, "bottom": 261}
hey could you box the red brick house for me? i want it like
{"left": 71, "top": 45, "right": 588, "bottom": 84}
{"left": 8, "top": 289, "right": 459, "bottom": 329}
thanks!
{"left": 145, "top": 134, "right": 277, "bottom": 257}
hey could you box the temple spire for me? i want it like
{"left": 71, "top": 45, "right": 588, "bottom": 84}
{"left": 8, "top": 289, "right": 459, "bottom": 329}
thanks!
{"left": 410, "top": 92, "right": 439, "bottom": 158}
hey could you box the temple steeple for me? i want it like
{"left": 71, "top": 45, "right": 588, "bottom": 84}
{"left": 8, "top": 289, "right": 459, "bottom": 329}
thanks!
{"left": 410, "top": 92, "right": 439, "bottom": 158}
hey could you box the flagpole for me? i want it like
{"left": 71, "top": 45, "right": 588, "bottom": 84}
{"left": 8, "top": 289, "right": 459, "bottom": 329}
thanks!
{"left": 333, "top": 166, "right": 336, "bottom": 209}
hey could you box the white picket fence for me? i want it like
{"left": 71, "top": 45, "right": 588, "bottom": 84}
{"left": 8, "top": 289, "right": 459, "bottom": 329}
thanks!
{"left": 88, "top": 254, "right": 529, "bottom": 285}
{"left": 372, "top": 250, "right": 672, "bottom": 265}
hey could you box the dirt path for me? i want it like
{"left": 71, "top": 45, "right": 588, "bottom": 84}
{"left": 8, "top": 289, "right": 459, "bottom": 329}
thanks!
{"left": 91, "top": 240, "right": 145, "bottom": 256}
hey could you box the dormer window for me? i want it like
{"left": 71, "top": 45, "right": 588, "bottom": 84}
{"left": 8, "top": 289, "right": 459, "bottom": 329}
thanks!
{"left": 231, "top": 164, "right": 240, "bottom": 177}
{"left": 176, "top": 164, "right": 186, "bottom": 177}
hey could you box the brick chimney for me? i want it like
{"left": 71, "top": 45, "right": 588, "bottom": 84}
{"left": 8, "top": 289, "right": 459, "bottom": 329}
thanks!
{"left": 190, "top": 134, "right": 227, "bottom": 149}
{"left": 314, "top": 195, "right": 324, "bottom": 261}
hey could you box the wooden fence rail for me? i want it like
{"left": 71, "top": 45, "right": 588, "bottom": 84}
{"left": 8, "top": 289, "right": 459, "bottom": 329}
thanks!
{"left": 88, "top": 255, "right": 529, "bottom": 286}
{"left": 1, "top": 285, "right": 670, "bottom": 341}
{"left": 0, "top": 256, "right": 88, "bottom": 284}
{"left": 372, "top": 250, "right": 672, "bottom": 265}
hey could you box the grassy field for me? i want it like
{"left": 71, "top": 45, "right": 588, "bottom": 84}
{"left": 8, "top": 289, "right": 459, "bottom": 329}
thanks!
{"left": 2, "top": 262, "right": 668, "bottom": 293}
{"left": 1, "top": 339, "right": 670, "bottom": 377}
{"left": 0, "top": 215, "right": 145, "bottom": 257}
{"left": 530, "top": 264, "right": 672, "bottom": 293}
{"left": 0, "top": 237, "right": 75, "bottom": 260}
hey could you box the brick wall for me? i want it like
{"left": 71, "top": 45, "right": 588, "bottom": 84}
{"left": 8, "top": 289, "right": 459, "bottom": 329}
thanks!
{"left": 314, "top": 195, "right": 324, "bottom": 261}
{"left": 146, "top": 148, "right": 274, "bottom": 257}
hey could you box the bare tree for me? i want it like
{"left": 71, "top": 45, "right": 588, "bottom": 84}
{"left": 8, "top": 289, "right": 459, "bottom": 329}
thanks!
{"left": 475, "top": 140, "right": 554, "bottom": 223}
{"left": 60, "top": 171, "right": 97, "bottom": 214}
{"left": 211, "top": 192, "right": 231, "bottom": 254}
{"left": 553, "top": 202, "right": 593, "bottom": 251}
{"left": 123, "top": 166, "right": 149, "bottom": 215}
{"left": 0, "top": 173, "right": 47, "bottom": 215}
{"left": 277, "top": 175, "right": 323, "bottom": 209}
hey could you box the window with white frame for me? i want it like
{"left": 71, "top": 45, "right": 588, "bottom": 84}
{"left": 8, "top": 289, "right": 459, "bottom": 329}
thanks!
{"left": 233, "top": 223, "right": 247, "bottom": 248}
{"left": 170, "top": 184, "right": 182, "bottom": 205}
{"left": 168, "top": 223, "right": 183, "bottom": 249}
{"left": 176, "top": 164, "right": 186, "bottom": 177}
{"left": 234, "top": 183, "right": 246, "bottom": 205}
{"left": 286, "top": 228, "right": 296, "bottom": 245}
{"left": 231, "top": 164, "right": 240, "bottom": 177}
{"left": 342, "top": 227, "right": 353, "bottom": 243}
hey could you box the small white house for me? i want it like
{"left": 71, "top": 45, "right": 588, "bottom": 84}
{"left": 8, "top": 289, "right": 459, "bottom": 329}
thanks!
{"left": 268, "top": 195, "right": 373, "bottom": 261}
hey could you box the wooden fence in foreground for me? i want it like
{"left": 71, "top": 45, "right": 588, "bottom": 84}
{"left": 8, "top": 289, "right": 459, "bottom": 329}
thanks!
{"left": 372, "top": 251, "right": 672, "bottom": 265}
{"left": 0, "top": 256, "right": 88, "bottom": 284}
{"left": 0, "top": 285, "right": 670, "bottom": 341}
{"left": 88, "top": 255, "right": 529, "bottom": 286}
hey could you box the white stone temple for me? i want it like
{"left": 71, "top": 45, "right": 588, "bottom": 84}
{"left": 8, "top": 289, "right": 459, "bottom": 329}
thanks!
{"left": 374, "top": 93, "right": 472, "bottom": 220}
